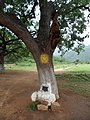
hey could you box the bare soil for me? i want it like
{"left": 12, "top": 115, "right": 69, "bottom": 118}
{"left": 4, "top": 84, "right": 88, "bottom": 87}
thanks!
{"left": 0, "top": 70, "right": 90, "bottom": 120}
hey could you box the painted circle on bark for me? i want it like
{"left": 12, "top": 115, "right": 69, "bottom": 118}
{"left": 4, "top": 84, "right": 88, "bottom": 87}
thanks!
{"left": 40, "top": 53, "right": 49, "bottom": 64}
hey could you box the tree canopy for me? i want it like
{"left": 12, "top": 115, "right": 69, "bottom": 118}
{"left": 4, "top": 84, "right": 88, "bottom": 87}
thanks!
{"left": 0, "top": 27, "right": 31, "bottom": 63}
{"left": 0, "top": 0, "right": 90, "bottom": 54}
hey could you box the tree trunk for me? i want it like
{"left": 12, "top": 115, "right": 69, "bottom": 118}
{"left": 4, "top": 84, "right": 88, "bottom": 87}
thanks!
{"left": 0, "top": 54, "right": 4, "bottom": 73}
{"left": 35, "top": 52, "right": 59, "bottom": 99}
{"left": 0, "top": 6, "right": 60, "bottom": 99}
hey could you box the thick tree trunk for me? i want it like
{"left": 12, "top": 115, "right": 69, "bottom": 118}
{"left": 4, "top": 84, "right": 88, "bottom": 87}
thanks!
{"left": 35, "top": 52, "right": 59, "bottom": 99}
{"left": 37, "top": 66, "right": 59, "bottom": 99}
{"left": 0, "top": 4, "right": 59, "bottom": 99}
{"left": 0, "top": 54, "right": 4, "bottom": 73}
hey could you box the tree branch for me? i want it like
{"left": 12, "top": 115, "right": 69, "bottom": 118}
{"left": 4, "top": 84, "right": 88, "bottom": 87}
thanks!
{"left": 0, "top": 32, "right": 6, "bottom": 53}
{"left": 58, "top": 3, "right": 90, "bottom": 18}
{"left": 6, "top": 38, "right": 19, "bottom": 45}
{"left": 72, "top": 5, "right": 90, "bottom": 12}
{"left": 0, "top": 10, "right": 39, "bottom": 56}
{"left": 62, "top": 5, "right": 90, "bottom": 18}
{"left": 16, "top": 0, "right": 38, "bottom": 22}
{"left": 4, "top": 46, "right": 22, "bottom": 56}
{"left": 0, "top": 0, "right": 4, "bottom": 7}
{"left": 30, "top": 0, "right": 38, "bottom": 18}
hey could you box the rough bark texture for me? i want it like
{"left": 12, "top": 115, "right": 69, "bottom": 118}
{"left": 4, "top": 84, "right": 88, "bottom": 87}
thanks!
{"left": 38, "top": 66, "right": 59, "bottom": 99}
{"left": 0, "top": 1, "right": 60, "bottom": 99}
{"left": 35, "top": 52, "right": 59, "bottom": 99}
{"left": 0, "top": 53, "right": 4, "bottom": 73}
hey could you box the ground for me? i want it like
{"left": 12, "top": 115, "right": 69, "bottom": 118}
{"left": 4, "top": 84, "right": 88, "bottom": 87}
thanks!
{"left": 0, "top": 70, "right": 90, "bottom": 120}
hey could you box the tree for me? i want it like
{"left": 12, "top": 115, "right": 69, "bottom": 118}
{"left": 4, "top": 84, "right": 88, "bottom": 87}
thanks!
{"left": 0, "top": 27, "right": 30, "bottom": 72}
{"left": 0, "top": 0, "right": 89, "bottom": 99}
{"left": 0, "top": 46, "right": 4, "bottom": 72}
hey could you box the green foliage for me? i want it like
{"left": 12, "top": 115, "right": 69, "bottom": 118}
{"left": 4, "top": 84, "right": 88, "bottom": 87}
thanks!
{"left": 3, "top": 0, "right": 39, "bottom": 36}
{"left": 53, "top": 56, "right": 70, "bottom": 70}
{"left": 5, "top": 44, "right": 30, "bottom": 63}
{"left": 1, "top": 0, "right": 89, "bottom": 54}
{"left": 0, "top": 27, "right": 31, "bottom": 63}
{"left": 53, "top": 56, "right": 66, "bottom": 64}
{"left": 27, "top": 102, "right": 37, "bottom": 111}
{"left": 16, "top": 58, "right": 35, "bottom": 66}
{"left": 54, "top": 0, "right": 89, "bottom": 54}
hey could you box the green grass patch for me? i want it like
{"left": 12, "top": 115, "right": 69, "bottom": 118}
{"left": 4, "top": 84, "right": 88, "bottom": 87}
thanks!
{"left": 27, "top": 102, "right": 37, "bottom": 111}
{"left": 56, "top": 73, "right": 90, "bottom": 82}
{"left": 70, "top": 64, "right": 90, "bottom": 72}
{"left": 54, "top": 63, "right": 90, "bottom": 73}
{"left": 5, "top": 63, "right": 36, "bottom": 71}
{"left": 5, "top": 61, "right": 90, "bottom": 72}
{"left": 56, "top": 72, "right": 90, "bottom": 96}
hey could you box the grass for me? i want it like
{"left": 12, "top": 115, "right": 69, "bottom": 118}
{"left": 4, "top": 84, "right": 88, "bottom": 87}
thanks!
{"left": 56, "top": 73, "right": 90, "bottom": 82}
{"left": 54, "top": 63, "right": 90, "bottom": 73}
{"left": 5, "top": 62, "right": 37, "bottom": 71}
{"left": 6, "top": 65, "right": 37, "bottom": 71}
{"left": 27, "top": 102, "right": 37, "bottom": 111}
{"left": 5, "top": 61, "right": 90, "bottom": 72}
{"left": 69, "top": 64, "right": 90, "bottom": 72}
{"left": 56, "top": 72, "right": 90, "bottom": 96}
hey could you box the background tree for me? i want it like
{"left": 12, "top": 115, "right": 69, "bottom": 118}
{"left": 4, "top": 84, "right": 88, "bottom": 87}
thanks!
{"left": 0, "top": 0, "right": 90, "bottom": 99}
{"left": 0, "top": 46, "right": 4, "bottom": 72}
{"left": 0, "top": 27, "right": 30, "bottom": 72}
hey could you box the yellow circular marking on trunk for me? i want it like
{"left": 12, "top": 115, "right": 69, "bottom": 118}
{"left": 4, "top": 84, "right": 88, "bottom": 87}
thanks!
{"left": 40, "top": 53, "right": 49, "bottom": 64}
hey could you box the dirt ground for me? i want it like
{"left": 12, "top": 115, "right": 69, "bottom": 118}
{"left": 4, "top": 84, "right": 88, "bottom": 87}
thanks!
{"left": 0, "top": 70, "right": 90, "bottom": 120}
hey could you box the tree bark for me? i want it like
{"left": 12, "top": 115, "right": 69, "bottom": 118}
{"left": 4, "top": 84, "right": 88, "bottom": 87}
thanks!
{"left": 0, "top": 53, "right": 4, "bottom": 73}
{"left": 35, "top": 51, "right": 59, "bottom": 99}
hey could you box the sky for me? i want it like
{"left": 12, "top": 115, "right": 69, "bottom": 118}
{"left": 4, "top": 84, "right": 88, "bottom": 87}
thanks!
{"left": 83, "top": 10, "right": 90, "bottom": 46}
{"left": 83, "top": 21, "right": 90, "bottom": 46}
{"left": 84, "top": 34, "right": 90, "bottom": 46}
